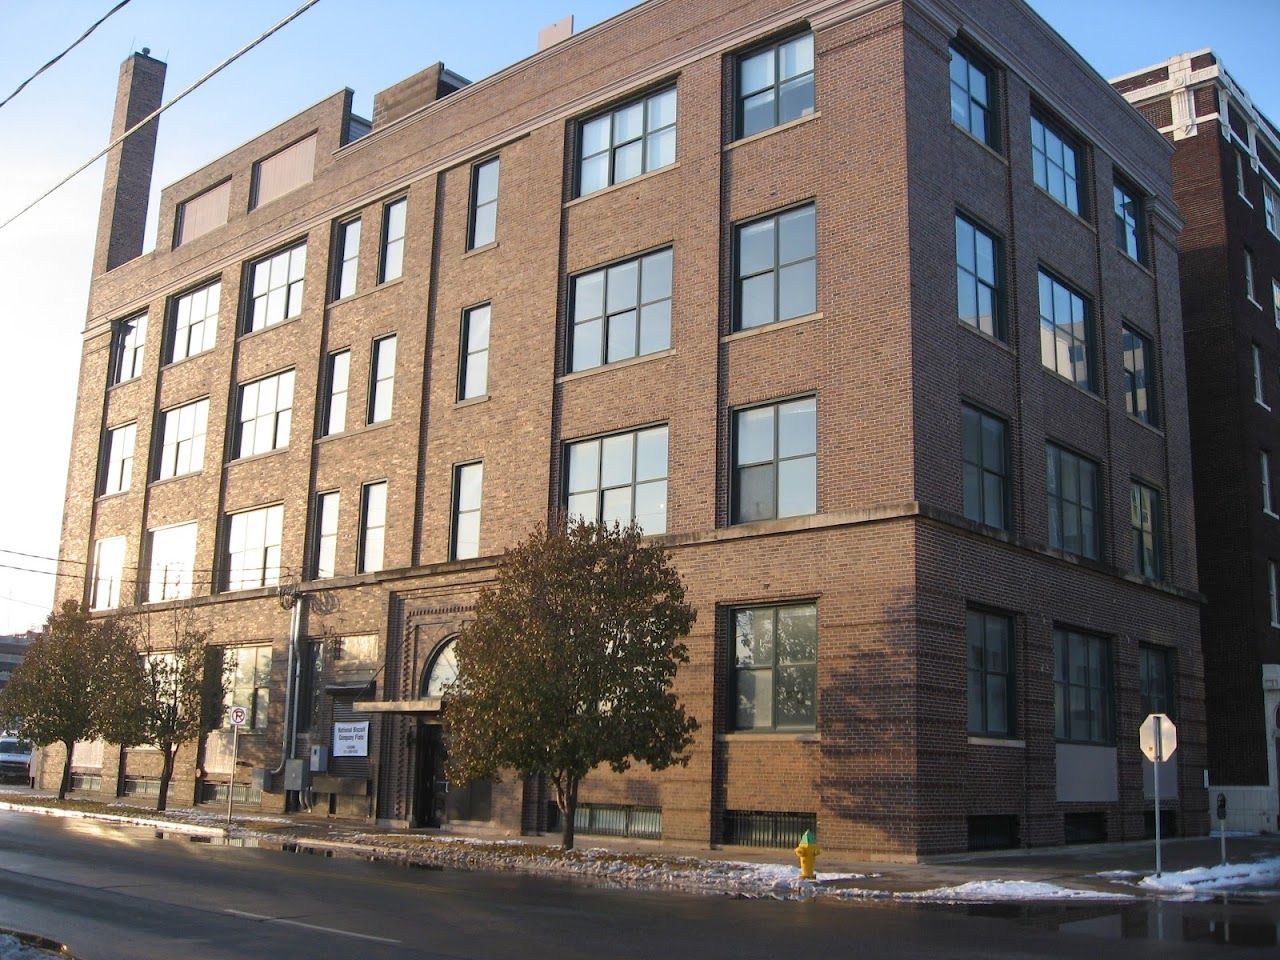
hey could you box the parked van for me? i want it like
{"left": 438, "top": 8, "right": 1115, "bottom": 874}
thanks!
{"left": 0, "top": 735, "right": 32, "bottom": 786}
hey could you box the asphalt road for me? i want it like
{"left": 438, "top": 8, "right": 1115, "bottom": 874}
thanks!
{"left": 0, "top": 810, "right": 1275, "bottom": 959}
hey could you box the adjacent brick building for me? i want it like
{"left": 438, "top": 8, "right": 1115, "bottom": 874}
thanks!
{"left": 1116, "top": 52, "right": 1280, "bottom": 834}
{"left": 48, "top": 0, "right": 1207, "bottom": 856}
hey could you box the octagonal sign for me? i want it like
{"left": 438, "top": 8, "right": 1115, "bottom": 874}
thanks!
{"left": 1139, "top": 713, "right": 1177, "bottom": 762}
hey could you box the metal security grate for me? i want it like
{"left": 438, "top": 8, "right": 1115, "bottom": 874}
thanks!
{"left": 122, "top": 776, "right": 161, "bottom": 797}
{"left": 723, "top": 810, "right": 815, "bottom": 848}
{"left": 69, "top": 773, "right": 101, "bottom": 792}
{"left": 572, "top": 803, "right": 663, "bottom": 840}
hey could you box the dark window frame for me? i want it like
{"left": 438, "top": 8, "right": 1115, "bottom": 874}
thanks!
{"left": 733, "top": 30, "right": 816, "bottom": 140}
{"left": 467, "top": 156, "right": 500, "bottom": 250}
{"left": 1037, "top": 268, "right": 1094, "bottom": 391}
{"left": 962, "top": 403, "right": 1010, "bottom": 530}
{"left": 967, "top": 607, "right": 1016, "bottom": 737}
{"left": 357, "top": 479, "right": 387, "bottom": 575}
{"left": 1130, "top": 479, "right": 1163, "bottom": 580}
{"left": 1030, "top": 109, "right": 1085, "bottom": 217}
{"left": 1046, "top": 442, "right": 1102, "bottom": 561}
{"left": 367, "top": 334, "right": 397, "bottom": 425}
{"left": 731, "top": 395, "right": 818, "bottom": 524}
{"left": 330, "top": 216, "right": 361, "bottom": 301}
{"left": 1053, "top": 627, "right": 1113, "bottom": 745}
{"left": 955, "top": 212, "right": 1004, "bottom": 340}
{"left": 458, "top": 302, "right": 491, "bottom": 401}
{"left": 732, "top": 202, "right": 817, "bottom": 332}
{"left": 233, "top": 367, "right": 296, "bottom": 459}
{"left": 1122, "top": 325, "right": 1158, "bottom": 426}
{"left": 575, "top": 85, "right": 677, "bottom": 197}
{"left": 1113, "top": 176, "right": 1145, "bottom": 263}
{"left": 563, "top": 423, "right": 669, "bottom": 535}
{"left": 451, "top": 461, "right": 484, "bottom": 561}
{"left": 378, "top": 196, "right": 407, "bottom": 285}
{"left": 949, "top": 40, "right": 998, "bottom": 149}
{"left": 1139, "top": 643, "right": 1175, "bottom": 719}
{"left": 242, "top": 240, "right": 307, "bottom": 335}
{"left": 567, "top": 245, "right": 674, "bottom": 372}
{"left": 728, "top": 601, "right": 818, "bottom": 732}
{"left": 311, "top": 489, "right": 339, "bottom": 580}
{"left": 166, "top": 277, "right": 221, "bottom": 365}
{"left": 110, "top": 312, "right": 148, "bottom": 385}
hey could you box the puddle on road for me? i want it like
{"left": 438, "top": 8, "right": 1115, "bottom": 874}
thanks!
{"left": 152, "top": 830, "right": 442, "bottom": 870}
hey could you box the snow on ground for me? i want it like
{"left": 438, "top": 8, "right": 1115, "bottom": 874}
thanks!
{"left": 0, "top": 800, "right": 223, "bottom": 836}
{"left": 897, "top": 880, "right": 1133, "bottom": 902}
{"left": 1137, "top": 857, "right": 1280, "bottom": 895}
{"left": 0, "top": 934, "right": 61, "bottom": 958}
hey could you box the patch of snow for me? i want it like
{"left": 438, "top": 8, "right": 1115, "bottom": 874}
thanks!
{"left": 1137, "top": 857, "right": 1280, "bottom": 895}
{"left": 1094, "top": 869, "right": 1141, "bottom": 879}
{"left": 898, "top": 880, "right": 1134, "bottom": 902}
{"left": 0, "top": 934, "right": 60, "bottom": 958}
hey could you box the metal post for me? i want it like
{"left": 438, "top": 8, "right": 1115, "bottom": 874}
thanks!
{"left": 1220, "top": 818, "right": 1227, "bottom": 866}
{"left": 227, "top": 723, "right": 239, "bottom": 828}
{"left": 1153, "top": 723, "right": 1162, "bottom": 878}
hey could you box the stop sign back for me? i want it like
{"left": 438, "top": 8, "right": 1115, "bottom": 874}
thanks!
{"left": 1139, "top": 713, "right": 1177, "bottom": 762}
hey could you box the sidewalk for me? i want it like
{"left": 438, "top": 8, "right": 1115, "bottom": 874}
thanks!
{"left": 2, "top": 787, "right": 1276, "bottom": 902}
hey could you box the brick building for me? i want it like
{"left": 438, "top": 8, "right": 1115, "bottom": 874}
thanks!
{"left": 1116, "top": 52, "right": 1280, "bottom": 834}
{"left": 49, "top": 0, "right": 1207, "bottom": 856}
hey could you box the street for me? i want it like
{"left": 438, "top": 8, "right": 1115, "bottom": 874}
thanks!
{"left": 0, "top": 809, "right": 1275, "bottom": 959}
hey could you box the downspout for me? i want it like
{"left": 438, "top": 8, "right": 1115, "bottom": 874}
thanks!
{"left": 271, "top": 590, "right": 304, "bottom": 780}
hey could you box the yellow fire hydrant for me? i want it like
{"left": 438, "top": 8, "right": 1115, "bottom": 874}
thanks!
{"left": 795, "top": 829, "right": 820, "bottom": 880}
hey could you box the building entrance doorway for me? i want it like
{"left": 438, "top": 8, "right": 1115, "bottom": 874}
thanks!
{"left": 413, "top": 722, "right": 492, "bottom": 827}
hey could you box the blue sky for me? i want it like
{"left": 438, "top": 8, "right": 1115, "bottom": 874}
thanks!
{"left": 0, "top": 0, "right": 1276, "bottom": 632}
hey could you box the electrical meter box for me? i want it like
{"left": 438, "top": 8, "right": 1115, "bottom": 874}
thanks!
{"left": 309, "top": 745, "right": 329, "bottom": 773}
{"left": 284, "top": 758, "right": 308, "bottom": 792}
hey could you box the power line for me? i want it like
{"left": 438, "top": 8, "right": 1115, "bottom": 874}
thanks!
{"left": 0, "top": 547, "right": 88, "bottom": 567}
{"left": 0, "top": 0, "right": 134, "bottom": 112}
{"left": 0, "top": 0, "right": 325, "bottom": 233}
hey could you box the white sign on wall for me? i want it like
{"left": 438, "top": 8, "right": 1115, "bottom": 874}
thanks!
{"left": 332, "top": 721, "right": 369, "bottom": 758}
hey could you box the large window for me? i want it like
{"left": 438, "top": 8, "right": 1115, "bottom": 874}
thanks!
{"left": 251, "top": 134, "right": 315, "bottom": 209}
{"left": 235, "top": 369, "right": 294, "bottom": 458}
{"left": 245, "top": 243, "right": 306, "bottom": 333}
{"left": 168, "top": 281, "right": 220, "bottom": 363}
{"left": 459, "top": 304, "right": 490, "bottom": 400}
{"left": 1046, "top": 443, "right": 1100, "bottom": 560}
{"left": 452, "top": 463, "right": 483, "bottom": 561}
{"left": 358, "top": 481, "right": 387, "bottom": 574}
{"left": 224, "top": 645, "right": 271, "bottom": 730}
{"left": 1264, "top": 450, "right": 1275, "bottom": 516}
{"left": 955, "top": 215, "right": 1001, "bottom": 338}
{"left": 730, "top": 603, "right": 817, "bottom": 731}
{"left": 90, "top": 536, "right": 125, "bottom": 610}
{"left": 1253, "top": 343, "right": 1267, "bottom": 406}
{"left": 736, "top": 33, "right": 815, "bottom": 139}
{"left": 962, "top": 405, "right": 1008, "bottom": 530}
{"left": 949, "top": 44, "right": 994, "bottom": 147}
{"left": 111, "top": 314, "right": 147, "bottom": 384}
{"left": 147, "top": 522, "right": 197, "bottom": 602}
{"left": 368, "top": 335, "right": 396, "bottom": 424}
{"left": 570, "top": 248, "right": 672, "bottom": 371}
{"left": 101, "top": 422, "right": 135, "bottom": 496}
{"left": 967, "top": 609, "right": 1014, "bottom": 736}
{"left": 224, "top": 504, "right": 283, "bottom": 591}
{"left": 577, "top": 87, "right": 676, "bottom": 196}
{"left": 733, "top": 397, "right": 816, "bottom": 523}
{"left": 566, "top": 425, "right": 668, "bottom": 534}
{"left": 468, "top": 157, "right": 499, "bottom": 249}
{"left": 1122, "top": 326, "right": 1157, "bottom": 425}
{"left": 1054, "top": 628, "right": 1112, "bottom": 744}
{"left": 1245, "top": 247, "right": 1258, "bottom": 303}
{"left": 331, "top": 218, "right": 360, "bottom": 300}
{"left": 1139, "top": 644, "right": 1173, "bottom": 718}
{"left": 313, "top": 491, "right": 339, "bottom": 580}
{"left": 1113, "top": 179, "right": 1144, "bottom": 262}
{"left": 735, "top": 205, "right": 816, "bottom": 331}
{"left": 157, "top": 398, "right": 209, "bottom": 480}
{"left": 1031, "top": 112, "right": 1081, "bottom": 215}
{"left": 1272, "top": 560, "right": 1280, "bottom": 627}
{"left": 1265, "top": 183, "right": 1278, "bottom": 238}
{"left": 1130, "top": 481, "right": 1162, "bottom": 580}
{"left": 379, "top": 197, "right": 406, "bottom": 284}
{"left": 322, "top": 349, "right": 350, "bottom": 436}
{"left": 1038, "top": 270, "right": 1092, "bottom": 389}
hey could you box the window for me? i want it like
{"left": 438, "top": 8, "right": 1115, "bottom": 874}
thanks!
{"left": 736, "top": 33, "right": 815, "bottom": 139}
{"left": 1254, "top": 343, "right": 1267, "bottom": 406}
{"left": 379, "top": 197, "right": 406, "bottom": 283}
{"left": 111, "top": 314, "right": 146, "bottom": 384}
{"left": 323, "top": 350, "right": 350, "bottom": 435}
{"left": 1122, "top": 327, "right": 1157, "bottom": 425}
{"left": 157, "top": 398, "right": 209, "bottom": 480}
{"left": 313, "top": 491, "right": 339, "bottom": 579}
{"left": 1139, "top": 645, "right": 1174, "bottom": 718}
{"left": 1031, "top": 112, "right": 1081, "bottom": 215}
{"left": 1264, "top": 450, "right": 1276, "bottom": 516}
{"left": 235, "top": 369, "right": 294, "bottom": 458}
{"left": 468, "top": 157, "right": 499, "bottom": 249}
{"left": 1113, "top": 179, "right": 1144, "bottom": 262}
{"left": 1130, "top": 481, "right": 1162, "bottom": 579}
{"left": 168, "top": 281, "right": 220, "bottom": 363}
{"left": 1236, "top": 150, "right": 1249, "bottom": 202}
{"left": 332, "top": 218, "right": 360, "bottom": 300}
{"left": 90, "top": 536, "right": 125, "bottom": 610}
{"left": 967, "top": 609, "right": 1014, "bottom": 736}
{"left": 1246, "top": 247, "right": 1258, "bottom": 303}
{"left": 570, "top": 248, "right": 672, "bottom": 371}
{"left": 224, "top": 504, "right": 283, "bottom": 591}
{"left": 1046, "top": 443, "right": 1100, "bottom": 560}
{"left": 296, "top": 640, "right": 322, "bottom": 733}
{"left": 101, "top": 423, "right": 135, "bottom": 496}
{"left": 734, "top": 397, "right": 816, "bottom": 523}
{"left": 147, "top": 522, "right": 196, "bottom": 602}
{"left": 949, "top": 44, "right": 994, "bottom": 147}
{"left": 175, "top": 180, "right": 230, "bottom": 246}
{"left": 358, "top": 481, "right": 386, "bottom": 574}
{"left": 735, "top": 205, "right": 816, "bottom": 330}
{"left": 962, "top": 405, "right": 1008, "bottom": 530}
{"left": 577, "top": 87, "right": 676, "bottom": 195}
{"left": 452, "top": 463, "right": 483, "bottom": 560}
{"left": 566, "top": 425, "right": 668, "bottom": 534}
{"left": 730, "top": 603, "right": 817, "bottom": 731}
{"left": 1271, "top": 560, "right": 1280, "bottom": 626}
{"left": 955, "top": 215, "right": 1001, "bottom": 338}
{"left": 1053, "top": 628, "right": 1112, "bottom": 744}
{"left": 459, "top": 304, "right": 490, "bottom": 399}
{"left": 1273, "top": 279, "right": 1280, "bottom": 328}
{"left": 251, "top": 134, "right": 316, "bottom": 209}
{"left": 368, "top": 335, "right": 396, "bottom": 423}
{"left": 1264, "top": 183, "right": 1278, "bottom": 237}
{"left": 224, "top": 645, "right": 271, "bottom": 731}
{"left": 1038, "top": 270, "right": 1092, "bottom": 389}
{"left": 245, "top": 243, "right": 306, "bottom": 333}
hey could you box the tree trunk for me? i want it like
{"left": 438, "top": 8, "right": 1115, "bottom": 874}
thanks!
{"left": 560, "top": 776, "right": 579, "bottom": 851}
{"left": 58, "top": 740, "right": 74, "bottom": 801}
{"left": 156, "top": 747, "right": 175, "bottom": 812}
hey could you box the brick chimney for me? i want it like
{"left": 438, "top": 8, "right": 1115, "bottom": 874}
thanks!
{"left": 93, "top": 50, "right": 166, "bottom": 276}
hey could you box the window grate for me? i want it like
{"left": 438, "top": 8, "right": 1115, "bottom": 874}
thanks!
{"left": 722, "top": 809, "right": 815, "bottom": 848}
{"left": 572, "top": 803, "right": 663, "bottom": 840}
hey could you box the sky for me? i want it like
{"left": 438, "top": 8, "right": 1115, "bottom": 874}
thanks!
{"left": 0, "top": 0, "right": 1276, "bottom": 634}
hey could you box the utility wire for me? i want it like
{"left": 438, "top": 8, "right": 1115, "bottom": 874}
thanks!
{"left": 0, "top": 0, "right": 134, "bottom": 112}
{"left": 0, "top": 547, "right": 89, "bottom": 567}
{"left": 0, "top": 0, "right": 324, "bottom": 232}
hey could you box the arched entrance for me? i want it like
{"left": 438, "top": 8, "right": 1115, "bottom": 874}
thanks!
{"left": 412, "top": 638, "right": 491, "bottom": 827}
